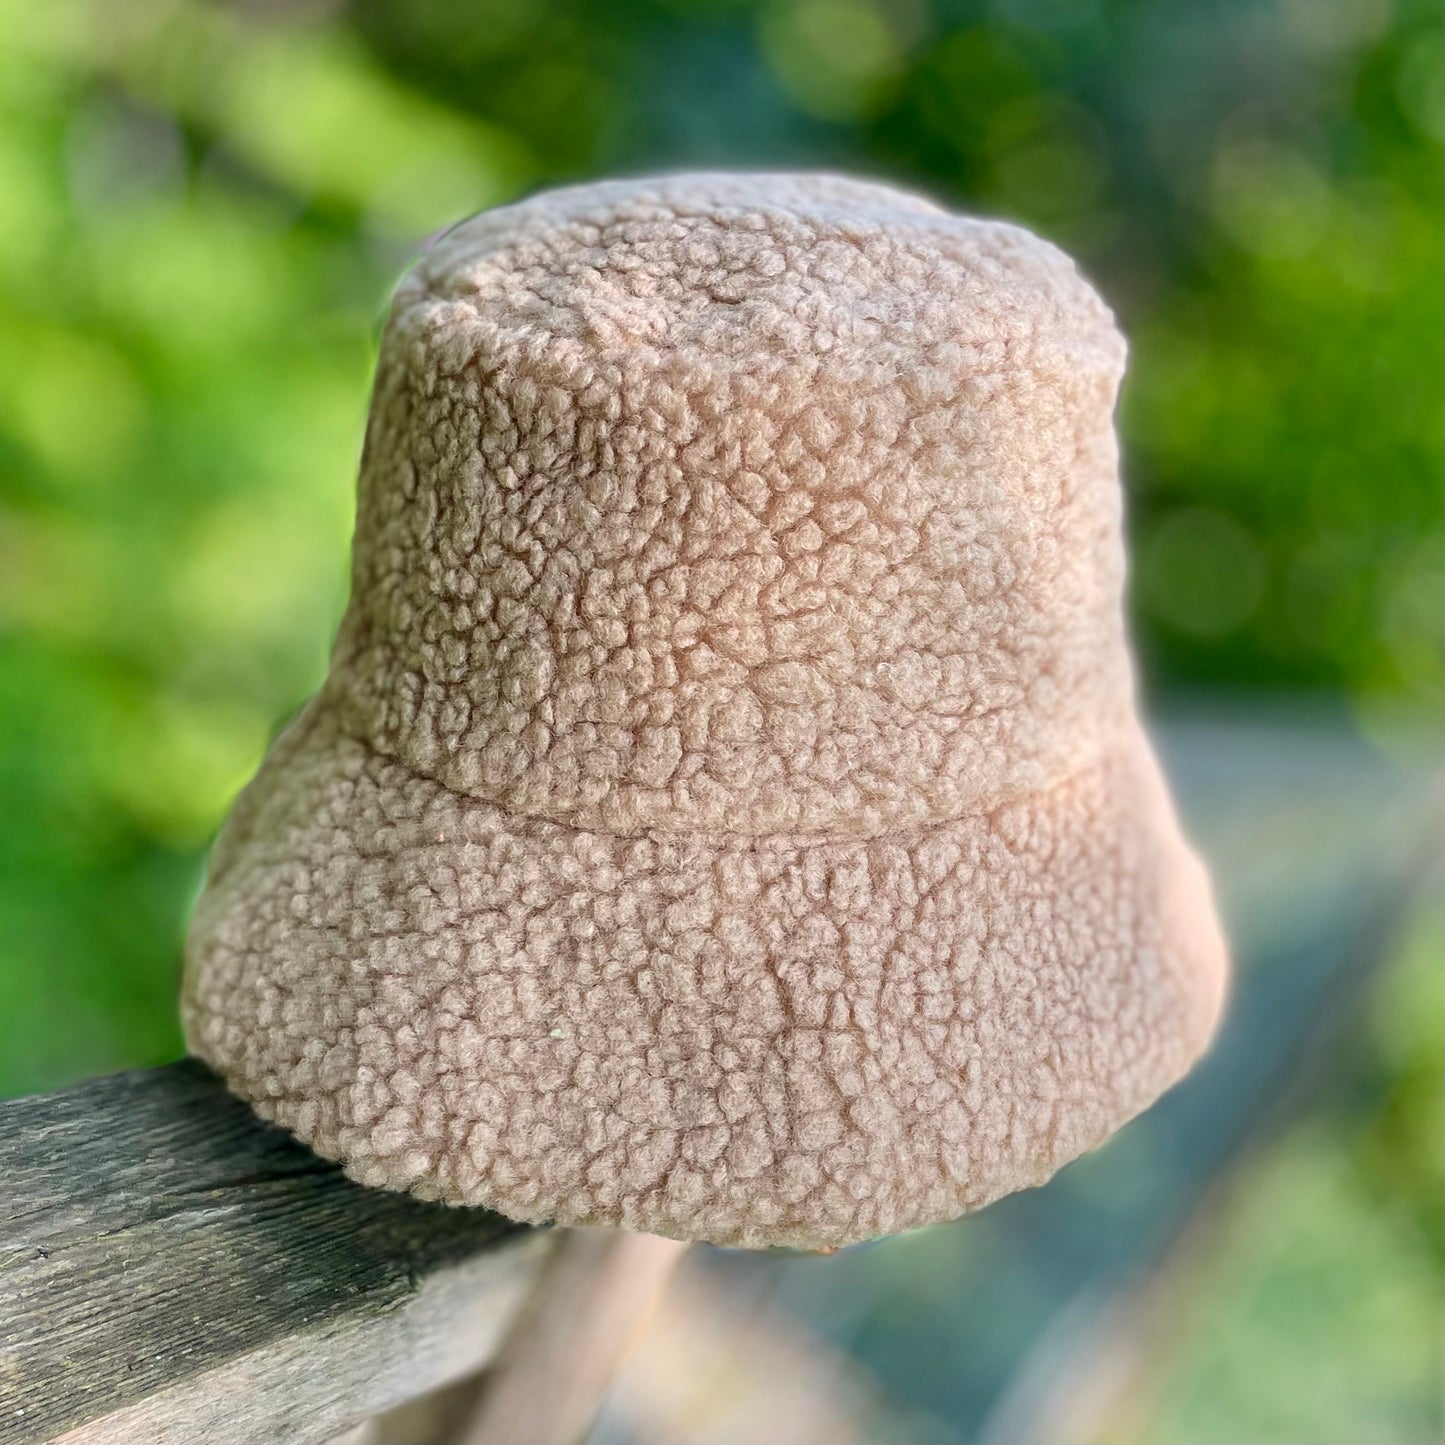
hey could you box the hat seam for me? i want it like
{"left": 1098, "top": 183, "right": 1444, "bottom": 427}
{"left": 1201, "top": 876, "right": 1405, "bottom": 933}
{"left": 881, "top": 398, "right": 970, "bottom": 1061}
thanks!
{"left": 321, "top": 704, "right": 1126, "bottom": 856}
{"left": 421, "top": 204, "right": 985, "bottom": 303}
{"left": 403, "top": 279, "right": 1115, "bottom": 383}
{"left": 405, "top": 209, "right": 1119, "bottom": 373}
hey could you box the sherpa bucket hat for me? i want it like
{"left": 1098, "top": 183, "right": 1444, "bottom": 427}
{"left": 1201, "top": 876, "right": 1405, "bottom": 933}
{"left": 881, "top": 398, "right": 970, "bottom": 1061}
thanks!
{"left": 183, "top": 173, "right": 1228, "bottom": 1251}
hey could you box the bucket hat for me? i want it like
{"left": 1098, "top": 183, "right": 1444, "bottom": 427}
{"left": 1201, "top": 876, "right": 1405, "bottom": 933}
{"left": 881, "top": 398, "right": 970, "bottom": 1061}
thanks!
{"left": 183, "top": 173, "right": 1227, "bottom": 1250}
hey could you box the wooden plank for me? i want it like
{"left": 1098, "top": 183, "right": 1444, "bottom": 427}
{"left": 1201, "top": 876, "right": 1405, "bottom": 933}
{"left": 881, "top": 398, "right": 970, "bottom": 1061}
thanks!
{"left": 0, "top": 1059, "right": 552, "bottom": 1445}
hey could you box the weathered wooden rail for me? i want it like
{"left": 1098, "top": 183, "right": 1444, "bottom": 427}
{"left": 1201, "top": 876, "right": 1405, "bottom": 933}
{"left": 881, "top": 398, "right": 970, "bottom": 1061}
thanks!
{"left": 2, "top": 715, "right": 1439, "bottom": 1445}
{"left": 0, "top": 1062, "right": 551, "bottom": 1445}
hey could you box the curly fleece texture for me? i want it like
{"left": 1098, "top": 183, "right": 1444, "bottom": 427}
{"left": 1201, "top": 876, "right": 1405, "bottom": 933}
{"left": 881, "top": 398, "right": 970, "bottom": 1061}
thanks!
{"left": 182, "top": 173, "right": 1228, "bottom": 1250}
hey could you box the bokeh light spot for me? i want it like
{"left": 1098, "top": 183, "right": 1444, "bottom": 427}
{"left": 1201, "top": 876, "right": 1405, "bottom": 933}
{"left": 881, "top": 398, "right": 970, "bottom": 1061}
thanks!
{"left": 1141, "top": 507, "right": 1268, "bottom": 640}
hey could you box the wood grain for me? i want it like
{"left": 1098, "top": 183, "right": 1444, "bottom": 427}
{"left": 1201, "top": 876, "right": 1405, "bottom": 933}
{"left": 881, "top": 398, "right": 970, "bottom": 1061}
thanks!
{"left": 0, "top": 1059, "right": 552, "bottom": 1445}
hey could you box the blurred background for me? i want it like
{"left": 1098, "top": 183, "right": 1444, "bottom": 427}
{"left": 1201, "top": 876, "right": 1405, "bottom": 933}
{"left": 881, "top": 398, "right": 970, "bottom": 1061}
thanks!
{"left": 0, "top": 0, "right": 1439, "bottom": 1441}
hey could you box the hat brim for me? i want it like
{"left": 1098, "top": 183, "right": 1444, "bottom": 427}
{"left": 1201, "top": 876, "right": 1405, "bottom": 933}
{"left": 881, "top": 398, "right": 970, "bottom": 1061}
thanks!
{"left": 183, "top": 701, "right": 1226, "bottom": 1250}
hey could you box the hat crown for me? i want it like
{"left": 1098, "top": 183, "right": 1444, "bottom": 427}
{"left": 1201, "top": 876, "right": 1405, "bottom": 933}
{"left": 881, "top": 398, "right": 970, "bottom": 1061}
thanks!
{"left": 329, "top": 174, "right": 1134, "bottom": 838}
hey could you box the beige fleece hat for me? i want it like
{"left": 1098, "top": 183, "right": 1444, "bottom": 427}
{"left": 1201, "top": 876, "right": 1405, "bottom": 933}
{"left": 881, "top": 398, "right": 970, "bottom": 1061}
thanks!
{"left": 183, "top": 172, "right": 1227, "bottom": 1250}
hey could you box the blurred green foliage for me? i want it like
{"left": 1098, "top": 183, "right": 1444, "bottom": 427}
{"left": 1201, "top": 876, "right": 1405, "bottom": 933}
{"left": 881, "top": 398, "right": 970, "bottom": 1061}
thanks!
{"left": 1124, "top": 894, "right": 1445, "bottom": 1445}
